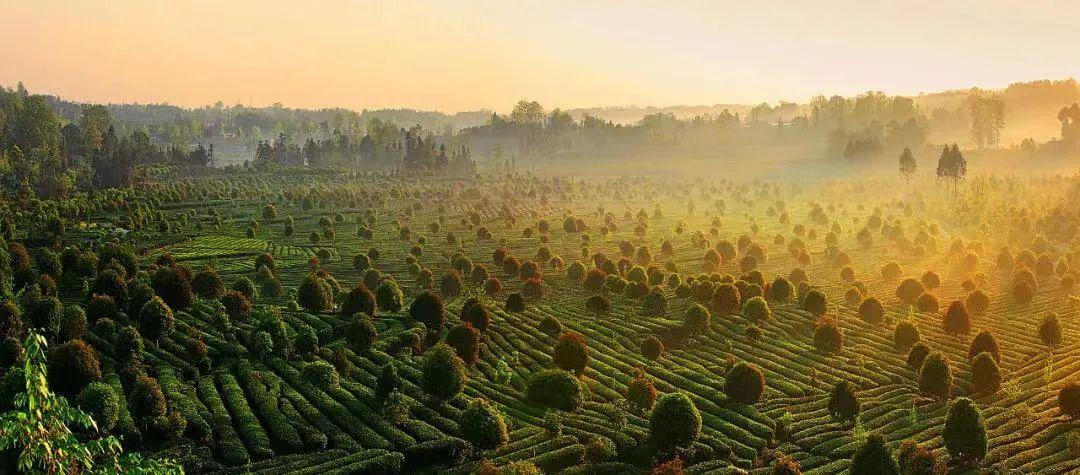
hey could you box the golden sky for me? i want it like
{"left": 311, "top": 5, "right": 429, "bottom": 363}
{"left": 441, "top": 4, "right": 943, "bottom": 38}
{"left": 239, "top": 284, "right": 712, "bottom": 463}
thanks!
{"left": 2, "top": 0, "right": 1078, "bottom": 112}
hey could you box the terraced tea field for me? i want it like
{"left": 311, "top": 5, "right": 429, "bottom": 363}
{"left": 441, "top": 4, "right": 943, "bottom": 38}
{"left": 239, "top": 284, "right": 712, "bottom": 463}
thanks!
{"left": 6, "top": 171, "right": 1080, "bottom": 474}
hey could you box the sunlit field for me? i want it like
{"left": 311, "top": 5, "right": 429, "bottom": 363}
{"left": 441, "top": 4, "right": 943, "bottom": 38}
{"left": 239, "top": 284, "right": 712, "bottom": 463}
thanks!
{"left": 0, "top": 161, "right": 1074, "bottom": 473}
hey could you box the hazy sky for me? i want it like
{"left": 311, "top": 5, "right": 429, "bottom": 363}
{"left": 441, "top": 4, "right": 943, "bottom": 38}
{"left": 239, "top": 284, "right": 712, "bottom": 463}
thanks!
{"left": 2, "top": 0, "right": 1078, "bottom": 112}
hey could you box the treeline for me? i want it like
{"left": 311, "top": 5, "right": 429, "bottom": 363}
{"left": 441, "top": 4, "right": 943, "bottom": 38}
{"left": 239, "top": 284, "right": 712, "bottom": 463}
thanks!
{"left": 0, "top": 83, "right": 215, "bottom": 197}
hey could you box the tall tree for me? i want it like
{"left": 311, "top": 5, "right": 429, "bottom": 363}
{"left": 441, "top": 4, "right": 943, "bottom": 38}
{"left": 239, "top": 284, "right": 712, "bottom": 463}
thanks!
{"left": 936, "top": 144, "right": 966, "bottom": 196}
{"left": 898, "top": 147, "right": 917, "bottom": 186}
{"left": 968, "top": 95, "right": 1004, "bottom": 149}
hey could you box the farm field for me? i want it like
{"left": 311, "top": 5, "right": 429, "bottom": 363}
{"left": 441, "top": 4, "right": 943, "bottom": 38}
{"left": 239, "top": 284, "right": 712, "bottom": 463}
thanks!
{"left": 4, "top": 169, "right": 1079, "bottom": 474}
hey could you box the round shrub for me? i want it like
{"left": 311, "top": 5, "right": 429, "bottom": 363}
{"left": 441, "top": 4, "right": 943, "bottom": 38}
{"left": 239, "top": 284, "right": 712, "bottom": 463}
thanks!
{"left": 303, "top": 361, "right": 341, "bottom": 390}
{"left": 1059, "top": 382, "right": 1080, "bottom": 418}
{"left": 684, "top": 304, "right": 711, "bottom": 334}
{"left": 460, "top": 398, "right": 509, "bottom": 451}
{"left": 627, "top": 372, "right": 657, "bottom": 413}
{"left": 896, "top": 440, "right": 936, "bottom": 475}
{"left": 724, "top": 361, "right": 764, "bottom": 404}
{"left": 915, "top": 293, "right": 939, "bottom": 313}
{"left": 801, "top": 288, "right": 827, "bottom": 317}
{"left": 297, "top": 274, "right": 334, "bottom": 313}
{"left": 942, "top": 300, "right": 971, "bottom": 336}
{"left": 894, "top": 320, "right": 920, "bottom": 351}
{"left": 410, "top": 291, "right": 445, "bottom": 335}
{"left": 213, "top": 291, "right": 249, "bottom": 323}
{"left": 943, "top": 397, "right": 987, "bottom": 465}
{"left": 768, "top": 276, "right": 794, "bottom": 302}
{"left": 741, "top": 296, "right": 770, "bottom": 324}
{"left": 129, "top": 375, "right": 167, "bottom": 427}
{"left": 375, "top": 279, "right": 404, "bottom": 313}
{"left": 828, "top": 380, "right": 860, "bottom": 425}
{"left": 813, "top": 316, "right": 843, "bottom": 354}
{"left": 968, "top": 329, "right": 1000, "bottom": 363}
{"left": 445, "top": 323, "right": 481, "bottom": 366}
{"left": 192, "top": 267, "right": 225, "bottom": 300}
{"left": 857, "top": 297, "right": 884, "bottom": 324}
{"left": 138, "top": 296, "right": 175, "bottom": 344}
{"left": 77, "top": 381, "right": 119, "bottom": 432}
{"left": 483, "top": 277, "right": 503, "bottom": 297}
{"left": 461, "top": 298, "right": 490, "bottom": 332}
{"left": 526, "top": 369, "right": 584, "bottom": 411}
{"left": 641, "top": 335, "right": 664, "bottom": 360}
{"left": 649, "top": 392, "right": 702, "bottom": 455}
{"left": 341, "top": 283, "right": 376, "bottom": 318}
{"left": 970, "top": 352, "right": 1001, "bottom": 394}
{"left": 344, "top": 314, "right": 377, "bottom": 354}
{"left": 422, "top": 344, "right": 466, "bottom": 401}
{"left": 881, "top": 261, "right": 903, "bottom": 281}
{"left": 553, "top": 332, "right": 589, "bottom": 375}
{"left": 1039, "top": 312, "right": 1063, "bottom": 349}
{"left": 906, "top": 342, "right": 930, "bottom": 370}
{"left": 918, "top": 351, "right": 952, "bottom": 400}
{"left": 850, "top": 433, "right": 900, "bottom": 475}
{"left": 895, "top": 278, "right": 924, "bottom": 306}
{"left": 505, "top": 293, "right": 526, "bottom": 313}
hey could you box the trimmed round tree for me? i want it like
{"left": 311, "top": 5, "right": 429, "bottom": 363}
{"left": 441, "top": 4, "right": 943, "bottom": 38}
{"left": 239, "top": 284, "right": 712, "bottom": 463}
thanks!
{"left": 918, "top": 351, "right": 952, "bottom": 400}
{"left": 684, "top": 304, "right": 711, "bottom": 335}
{"left": 641, "top": 335, "right": 664, "bottom": 361}
{"left": 409, "top": 291, "right": 446, "bottom": 335}
{"left": 857, "top": 297, "right": 884, "bottom": 325}
{"left": 526, "top": 369, "right": 585, "bottom": 411}
{"left": 192, "top": 266, "right": 225, "bottom": 300}
{"left": 801, "top": 288, "right": 827, "bottom": 317}
{"left": 915, "top": 293, "right": 939, "bottom": 313}
{"left": 138, "top": 296, "right": 175, "bottom": 344}
{"left": 445, "top": 323, "right": 481, "bottom": 366}
{"left": 341, "top": 283, "right": 376, "bottom": 318}
{"left": 460, "top": 398, "right": 509, "bottom": 451}
{"left": 970, "top": 352, "right": 1001, "bottom": 394}
{"left": 1059, "top": 382, "right": 1080, "bottom": 418}
{"left": 850, "top": 433, "right": 900, "bottom": 475}
{"left": 768, "top": 276, "right": 795, "bottom": 303}
{"left": 828, "top": 380, "right": 860, "bottom": 426}
{"left": 894, "top": 320, "right": 920, "bottom": 351}
{"left": 895, "top": 278, "right": 925, "bottom": 306}
{"left": 77, "top": 381, "right": 120, "bottom": 432}
{"left": 151, "top": 265, "right": 194, "bottom": 310}
{"left": 741, "top": 296, "right": 771, "bottom": 324}
{"left": 585, "top": 295, "right": 612, "bottom": 319}
{"left": 942, "top": 300, "right": 971, "bottom": 336}
{"left": 461, "top": 298, "right": 490, "bottom": 332}
{"left": 943, "top": 397, "right": 988, "bottom": 466}
{"left": 814, "top": 316, "right": 843, "bottom": 354}
{"left": 505, "top": 293, "right": 526, "bottom": 312}
{"left": 297, "top": 273, "right": 334, "bottom": 314}
{"left": 221, "top": 290, "right": 251, "bottom": 320}
{"left": 649, "top": 392, "right": 702, "bottom": 456}
{"left": 129, "top": 375, "right": 167, "bottom": 429}
{"left": 553, "top": 331, "right": 589, "bottom": 375}
{"left": 724, "top": 361, "right": 765, "bottom": 404}
{"left": 711, "top": 283, "right": 741, "bottom": 315}
{"left": 1039, "top": 312, "right": 1063, "bottom": 349}
{"left": 46, "top": 339, "right": 102, "bottom": 396}
{"left": 627, "top": 372, "right": 658, "bottom": 413}
{"left": 344, "top": 314, "right": 377, "bottom": 354}
{"left": 375, "top": 279, "right": 404, "bottom": 313}
{"left": 421, "top": 343, "right": 466, "bottom": 401}
{"left": 896, "top": 439, "right": 936, "bottom": 475}
{"left": 967, "top": 329, "right": 1000, "bottom": 363}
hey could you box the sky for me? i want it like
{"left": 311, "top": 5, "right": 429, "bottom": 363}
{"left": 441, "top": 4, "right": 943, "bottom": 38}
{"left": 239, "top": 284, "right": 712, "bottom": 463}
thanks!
{"left": 2, "top": 0, "right": 1078, "bottom": 113}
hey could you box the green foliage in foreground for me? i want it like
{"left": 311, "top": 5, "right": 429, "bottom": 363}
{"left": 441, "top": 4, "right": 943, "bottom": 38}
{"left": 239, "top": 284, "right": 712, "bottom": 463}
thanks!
{"left": 0, "top": 332, "right": 181, "bottom": 474}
